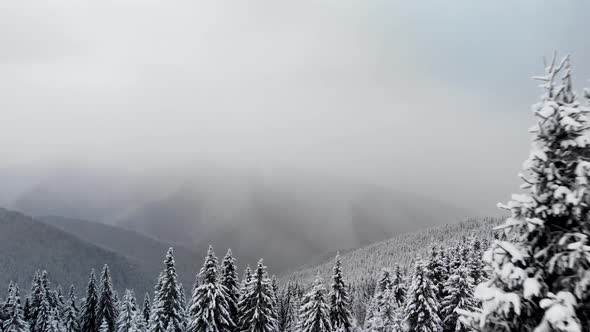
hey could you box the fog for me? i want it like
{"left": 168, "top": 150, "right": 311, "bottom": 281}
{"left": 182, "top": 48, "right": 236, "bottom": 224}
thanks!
{"left": 1, "top": 0, "right": 590, "bottom": 216}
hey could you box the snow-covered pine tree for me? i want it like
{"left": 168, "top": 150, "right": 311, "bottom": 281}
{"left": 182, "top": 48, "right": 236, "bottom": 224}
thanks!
{"left": 236, "top": 259, "right": 277, "bottom": 332}
{"left": 440, "top": 266, "right": 476, "bottom": 332}
{"left": 276, "top": 282, "right": 298, "bottom": 332}
{"left": 153, "top": 248, "right": 184, "bottom": 332}
{"left": 403, "top": 260, "right": 442, "bottom": 332}
{"left": 142, "top": 294, "right": 150, "bottom": 326}
{"left": 2, "top": 284, "right": 29, "bottom": 332}
{"left": 55, "top": 286, "right": 65, "bottom": 315}
{"left": 328, "top": 254, "right": 353, "bottom": 332}
{"left": 187, "top": 246, "right": 235, "bottom": 332}
{"left": 97, "top": 265, "right": 117, "bottom": 332}
{"left": 220, "top": 249, "right": 239, "bottom": 327}
{"left": 27, "top": 271, "right": 42, "bottom": 326}
{"left": 63, "top": 286, "right": 80, "bottom": 332}
{"left": 462, "top": 55, "right": 590, "bottom": 332}
{"left": 134, "top": 309, "right": 147, "bottom": 332}
{"left": 377, "top": 270, "right": 392, "bottom": 294}
{"left": 298, "top": 274, "right": 331, "bottom": 332}
{"left": 117, "top": 290, "right": 138, "bottom": 332}
{"left": 391, "top": 265, "right": 406, "bottom": 307}
{"left": 34, "top": 286, "right": 52, "bottom": 332}
{"left": 428, "top": 246, "right": 448, "bottom": 301}
{"left": 178, "top": 284, "right": 187, "bottom": 331}
{"left": 46, "top": 308, "right": 65, "bottom": 332}
{"left": 80, "top": 270, "right": 100, "bottom": 332}
{"left": 148, "top": 273, "right": 166, "bottom": 332}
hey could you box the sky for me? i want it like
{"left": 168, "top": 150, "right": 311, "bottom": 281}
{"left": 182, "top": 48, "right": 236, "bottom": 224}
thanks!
{"left": 1, "top": 0, "right": 590, "bottom": 215}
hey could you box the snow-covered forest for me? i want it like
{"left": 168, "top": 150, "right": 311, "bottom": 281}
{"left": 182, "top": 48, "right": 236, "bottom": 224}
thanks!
{"left": 1, "top": 53, "right": 590, "bottom": 332}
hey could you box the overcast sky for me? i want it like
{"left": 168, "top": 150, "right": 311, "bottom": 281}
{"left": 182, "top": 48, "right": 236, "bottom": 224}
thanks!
{"left": 1, "top": 0, "right": 590, "bottom": 215}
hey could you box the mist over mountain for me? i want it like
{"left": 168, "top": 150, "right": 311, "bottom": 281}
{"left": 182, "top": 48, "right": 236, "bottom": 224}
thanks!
{"left": 4, "top": 166, "right": 469, "bottom": 273}
{"left": 113, "top": 171, "right": 470, "bottom": 272}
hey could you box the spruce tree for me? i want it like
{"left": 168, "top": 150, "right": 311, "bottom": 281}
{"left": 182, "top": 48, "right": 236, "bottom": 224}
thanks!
{"left": 236, "top": 259, "right": 277, "bottom": 332}
{"left": 149, "top": 273, "right": 166, "bottom": 332}
{"left": 440, "top": 267, "right": 476, "bottom": 332}
{"left": 97, "top": 265, "right": 117, "bottom": 332}
{"left": 2, "top": 284, "right": 30, "bottom": 332}
{"left": 298, "top": 275, "right": 331, "bottom": 332}
{"left": 403, "top": 260, "right": 442, "bottom": 332}
{"left": 117, "top": 290, "right": 137, "bottom": 332}
{"left": 28, "top": 271, "right": 43, "bottom": 327}
{"left": 142, "top": 294, "right": 150, "bottom": 325}
{"left": 34, "top": 288, "right": 52, "bottom": 332}
{"left": 391, "top": 265, "right": 406, "bottom": 307}
{"left": 187, "top": 246, "right": 235, "bottom": 332}
{"left": 220, "top": 249, "right": 239, "bottom": 327}
{"left": 463, "top": 55, "right": 590, "bottom": 332}
{"left": 328, "top": 254, "right": 352, "bottom": 332}
{"left": 428, "top": 246, "right": 448, "bottom": 301}
{"left": 153, "top": 248, "right": 184, "bottom": 332}
{"left": 63, "top": 286, "right": 80, "bottom": 332}
{"left": 276, "top": 282, "right": 298, "bottom": 332}
{"left": 80, "top": 270, "right": 100, "bottom": 332}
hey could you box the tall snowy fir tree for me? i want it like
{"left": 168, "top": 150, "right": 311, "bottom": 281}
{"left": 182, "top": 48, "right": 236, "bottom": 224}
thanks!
{"left": 2, "top": 284, "right": 29, "bottom": 332}
{"left": 220, "top": 249, "right": 239, "bottom": 328}
{"left": 403, "top": 260, "right": 442, "bottom": 332}
{"left": 236, "top": 260, "right": 277, "bottom": 332}
{"left": 116, "top": 290, "right": 138, "bottom": 332}
{"left": 277, "top": 282, "right": 298, "bottom": 332}
{"left": 97, "top": 265, "right": 117, "bottom": 332}
{"left": 328, "top": 254, "right": 352, "bottom": 332}
{"left": 34, "top": 286, "right": 52, "bottom": 332}
{"left": 153, "top": 248, "right": 184, "bottom": 332}
{"left": 28, "top": 271, "right": 44, "bottom": 328}
{"left": 148, "top": 274, "right": 166, "bottom": 332}
{"left": 440, "top": 267, "right": 476, "bottom": 332}
{"left": 462, "top": 55, "right": 590, "bottom": 332}
{"left": 80, "top": 270, "right": 100, "bottom": 332}
{"left": 142, "top": 294, "right": 150, "bottom": 325}
{"left": 298, "top": 275, "right": 331, "bottom": 332}
{"left": 187, "top": 246, "right": 235, "bottom": 332}
{"left": 63, "top": 286, "right": 79, "bottom": 332}
{"left": 391, "top": 265, "right": 406, "bottom": 307}
{"left": 428, "top": 246, "right": 448, "bottom": 301}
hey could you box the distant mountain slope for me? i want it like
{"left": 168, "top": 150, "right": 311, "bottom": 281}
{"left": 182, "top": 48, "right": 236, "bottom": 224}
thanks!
{"left": 0, "top": 208, "right": 156, "bottom": 295}
{"left": 114, "top": 173, "right": 471, "bottom": 273}
{"left": 283, "top": 217, "right": 502, "bottom": 285}
{"left": 39, "top": 216, "right": 200, "bottom": 288}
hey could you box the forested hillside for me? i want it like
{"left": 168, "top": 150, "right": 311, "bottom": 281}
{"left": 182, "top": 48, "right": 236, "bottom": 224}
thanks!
{"left": 39, "top": 216, "right": 200, "bottom": 288}
{"left": 285, "top": 217, "right": 501, "bottom": 284}
{"left": 0, "top": 208, "right": 155, "bottom": 295}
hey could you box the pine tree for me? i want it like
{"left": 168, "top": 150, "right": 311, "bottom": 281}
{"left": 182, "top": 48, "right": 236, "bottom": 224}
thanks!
{"left": 403, "top": 260, "right": 442, "bottom": 332}
{"left": 55, "top": 286, "right": 65, "bottom": 316}
{"left": 428, "top": 246, "right": 448, "bottom": 301}
{"left": 187, "top": 246, "right": 235, "bottom": 332}
{"left": 152, "top": 248, "right": 184, "bottom": 332}
{"left": 148, "top": 273, "right": 166, "bottom": 332}
{"left": 328, "top": 254, "right": 352, "bottom": 332}
{"left": 462, "top": 55, "right": 590, "bottom": 332}
{"left": 220, "top": 249, "right": 239, "bottom": 328}
{"left": 2, "top": 284, "right": 30, "bottom": 332}
{"left": 391, "top": 265, "right": 406, "bottom": 307}
{"left": 440, "top": 267, "right": 476, "bottom": 332}
{"left": 80, "top": 270, "right": 100, "bottom": 332}
{"left": 63, "top": 286, "right": 80, "bottom": 332}
{"left": 142, "top": 294, "right": 150, "bottom": 326}
{"left": 298, "top": 275, "right": 331, "bottom": 332}
{"left": 117, "top": 290, "right": 138, "bottom": 332}
{"left": 97, "top": 265, "right": 117, "bottom": 332}
{"left": 34, "top": 288, "right": 52, "bottom": 332}
{"left": 28, "top": 271, "right": 43, "bottom": 327}
{"left": 277, "top": 282, "right": 298, "bottom": 332}
{"left": 134, "top": 309, "right": 147, "bottom": 332}
{"left": 236, "top": 259, "right": 277, "bottom": 332}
